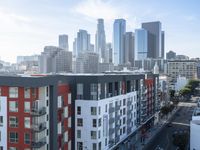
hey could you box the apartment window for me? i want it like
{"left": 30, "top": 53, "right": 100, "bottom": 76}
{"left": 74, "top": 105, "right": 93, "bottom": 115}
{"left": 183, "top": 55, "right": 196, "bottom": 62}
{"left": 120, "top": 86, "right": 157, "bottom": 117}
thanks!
{"left": 98, "top": 130, "right": 101, "bottom": 139}
{"left": 46, "top": 86, "right": 49, "bottom": 97}
{"left": 24, "top": 102, "right": 30, "bottom": 113}
{"left": 123, "top": 99, "right": 126, "bottom": 106}
{"left": 24, "top": 117, "right": 30, "bottom": 128}
{"left": 9, "top": 101, "right": 18, "bottom": 112}
{"left": 92, "top": 119, "right": 97, "bottom": 127}
{"left": 123, "top": 108, "right": 126, "bottom": 115}
{"left": 77, "top": 130, "right": 81, "bottom": 138}
{"left": 98, "top": 118, "right": 101, "bottom": 127}
{"left": 91, "top": 107, "right": 97, "bottom": 115}
{"left": 123, "top": 127, "right": 126, "bottom": 134}
{"left": 9, "top": 116, "right": 18, "bottom": 128}
{"left": 32, "top": 88, "right": 37, "bottom": 99}
{"left": 98, "top": 107, "right": 101, "bottom": 115}
{"left": 24, "top": 88, "right": 30, "bottom": 99}
{"left": 123, "top": 117, "right": 126, "bottom": 124}
{"left": 92, "top": 143, "right": 97, "bottom": 150}
{"left": 91, "top": 131, "right": 97, "bottom": 139}
{"left": 77, "top": 118, "right": 83, "bottom": 126}
{"left": 0, "top": 116, "right": 3, "bottom": 126}
{"left": 98, "top": 142, "right": 101, "bottom": 150}
{"left": 9, "top": 132, "right": 18, "bottom": 143}
{"left": 24, "top": 133, "right": 30, "bottom": 144}
{"left": 9, "top": 87, "right": 18, "bottom": 98}
{"left": 77, "top": 84, "right": 83, "bottom": 99}
{"left": 90, "top": 83, "right": 97, "bottom": 100}
{"left": 77, "top": 106, "right": 81, "bottom": 115}
{"left": 77, "top": 142, "right": 83, "bottom": 150}
{"left": 0, "top": 87, "right": 2, "bottom": 96}
{"left": 105, "top": 138, "right": 107, "bottom": 146}
{"left": 9, "top": 147, "right": 17, "bottom": 150}
{"left": 105, "top": 104, "right": 107, "bottom": 112}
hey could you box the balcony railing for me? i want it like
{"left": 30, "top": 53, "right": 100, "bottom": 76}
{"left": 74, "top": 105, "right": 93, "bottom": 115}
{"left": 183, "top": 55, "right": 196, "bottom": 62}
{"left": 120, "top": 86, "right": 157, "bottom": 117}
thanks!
{"left": 32, "top": 122, "right": 46, "bottom": 132}
{"left": 31, "top": 107, "right": 46, "bottom": 116}
{"left": 31, "top": 137, "right": 46, "bottom": 148}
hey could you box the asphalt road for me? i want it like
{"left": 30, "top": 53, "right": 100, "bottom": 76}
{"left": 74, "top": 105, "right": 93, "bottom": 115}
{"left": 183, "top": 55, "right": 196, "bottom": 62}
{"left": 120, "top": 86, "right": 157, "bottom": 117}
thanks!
{"left": 144, "top": 100, "right": 197, "bottom": 150}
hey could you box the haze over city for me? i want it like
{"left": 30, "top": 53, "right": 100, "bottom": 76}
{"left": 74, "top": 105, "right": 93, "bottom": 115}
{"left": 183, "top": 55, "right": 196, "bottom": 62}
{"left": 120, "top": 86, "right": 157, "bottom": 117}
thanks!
{"left": 0, "top": 0, "right": 200, "bottom": 62}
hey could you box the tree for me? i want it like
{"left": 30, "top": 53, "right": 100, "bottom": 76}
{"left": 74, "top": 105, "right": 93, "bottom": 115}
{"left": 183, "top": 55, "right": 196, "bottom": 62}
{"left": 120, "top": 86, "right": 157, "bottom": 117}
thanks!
{"left": 187, "top": 79, "right": 200, "bottom": 94}
{"left": 179, "top": 87, "right": 191, "bottom": 96}
{"left": 169, "top": 90, "right": 175, "bottom": 99}
{"left": 160, "top": 106, "right": 170, "bottom": 116}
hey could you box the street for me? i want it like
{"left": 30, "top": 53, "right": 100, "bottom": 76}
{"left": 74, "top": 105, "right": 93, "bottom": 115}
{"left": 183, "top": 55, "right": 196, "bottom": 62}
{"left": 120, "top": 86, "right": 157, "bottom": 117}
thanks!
{"left": 144, "top": 100, "right": 197, "bottom": 150}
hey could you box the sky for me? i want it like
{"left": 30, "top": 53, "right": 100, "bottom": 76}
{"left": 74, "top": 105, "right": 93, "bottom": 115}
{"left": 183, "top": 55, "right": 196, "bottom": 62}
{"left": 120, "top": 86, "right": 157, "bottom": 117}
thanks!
{"left": 0, "top": 0, "right": 200, "bottom": 63}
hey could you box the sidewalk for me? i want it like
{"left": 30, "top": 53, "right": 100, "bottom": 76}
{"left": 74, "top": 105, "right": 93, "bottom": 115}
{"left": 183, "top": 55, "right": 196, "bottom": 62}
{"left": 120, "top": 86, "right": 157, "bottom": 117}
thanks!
{"left": 134, "top": 107, "right": 180, "bottom": 150}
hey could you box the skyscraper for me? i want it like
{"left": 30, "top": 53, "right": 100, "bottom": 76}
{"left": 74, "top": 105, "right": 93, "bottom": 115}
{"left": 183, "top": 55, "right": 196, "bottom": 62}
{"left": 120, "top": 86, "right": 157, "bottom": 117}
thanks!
{"left": 113, "top": 19, "right": 126, "bottom": 65}
{"left": 75, "top": 29, "right": 91, "bottom": 57}
{"left": 124, "top": 32, "right": 134, "bottom": 65}
{"left": 161, "top": 31, "right": 165, "bottom": 58}
{"left": 135, "top": 29, "right": 148, "bottom": 60}
{"left": 142, "top": 21, "right": 162, "bottom": 58}
{"left": 95, "top": 19, "right": 106, "bottom": 62}
{"left": 59, "top": 34, "right": 69, "bottom": 50}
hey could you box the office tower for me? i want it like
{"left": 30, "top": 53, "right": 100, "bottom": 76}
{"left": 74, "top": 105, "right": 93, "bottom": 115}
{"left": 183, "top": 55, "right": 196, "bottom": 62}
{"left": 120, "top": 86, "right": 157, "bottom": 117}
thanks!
{"left": 75, "top": 29, "right": 91, "bottom": 56}
{"left": 75, "top": 52, "right": 99, "bottom": 73}
{"left": 39, "top": 46, "right": 72, "bottom": 73}
{"left": 0, "top": 76, "right": 72, "bottom": 150}
{"left": 95, "top": 19, "right": 106, "bottom": 62}
{"left": 104, "top": 43, "right": 113, "bottom": 63}
{"left": 142, "top": 21, "right": 162, "bottom": 58}
{"left": 113, "top": 19, "right": 126, "bottom": 65}
{"left": 124, "top": 32, "right": 134, "bottom": 65}
{"left": 166, "top": 50, "right": 176, "bottom": 60}
{"left": 73, "top": 38, "right": 77, "bottom": 58}
{"left": 135, "top": 29, "right": 148, "bottom": 60}
{"left": 161, "top": 31, "right": 165, "bottom": 58}
{"left": 59, "top": 34, "right": 69, "bottom": 50}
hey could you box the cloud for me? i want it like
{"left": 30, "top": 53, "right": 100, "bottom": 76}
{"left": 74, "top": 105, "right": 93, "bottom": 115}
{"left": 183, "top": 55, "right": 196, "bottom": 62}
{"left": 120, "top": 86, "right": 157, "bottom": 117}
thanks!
{"left": 72, "top": 0, "right": 127, "bottom": 21}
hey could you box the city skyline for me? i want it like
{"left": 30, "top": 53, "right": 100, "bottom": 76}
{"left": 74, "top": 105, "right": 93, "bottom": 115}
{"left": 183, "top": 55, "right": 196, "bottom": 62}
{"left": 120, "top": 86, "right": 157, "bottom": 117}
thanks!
{"left": 0, "top": 0, "right": 200, "bottom": 63}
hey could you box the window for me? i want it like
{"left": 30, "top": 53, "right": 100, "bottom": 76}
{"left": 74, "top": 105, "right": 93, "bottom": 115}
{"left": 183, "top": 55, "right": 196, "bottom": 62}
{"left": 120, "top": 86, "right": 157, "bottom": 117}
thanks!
{"left": 9, "top": 132, "right": 18, "bottom": 143}
{"left": 24, "top": 88, "right": 30, "bottom": 98}
{"left": 0, "top": 87, "right": 2, "bottom": 96}
{"left": 77, "top": 84, "right": 83, "bottom": 99}
{"left": 105, "top": 138, "right": 107, "bottom": 146}
{"left": 123, "top": 127, "right": 126, "bottom": 134}
{"left": 92, "top": 119, "right": 97, "bottom": 127}
{"left": 123, "top": 108, "right": 126, "bottom": 115}
{"left": 91, "top": 131, "right": 97, "bottom": 139}
{"left": 0, "top": 116, "right": 3, "bottom": 126}
{"left": 9, "top": 116, "right": 18, "bottom": 127}
{"left": 77, "top": 130, "right": 81, "bottom": 138}
{"left": 24, "top": 117, "right": 30, "bottom": 128}
{"left": 24, "top": 133, "right": 30, "bottom": 144}
{"left": 90, "top": 83, "right": 97, "bottom": 100}
{"left": 77, "top": 118, "right": 83, "bottom": 126}
{"left": 98, "top": 118, "right": 101, "bottom": 127}
{"left": 91, "top": 107, "right": 97, "bottom": 115}
{"left": 0, "top": 146, "right": 2, "bottom": 150}
{"left": 92, "top": 143, "right": 97, "bottom": 150}
{"left": 98, "top": 107, "right": 101, "bottom": 115}
{"left": 98, "top": 130, "right": 101, "bottom": 139}
{"left": 123, "top": 117, "right": 126, "bottom": 124}
{"left": 77, "top": 106, "right": 81, "bottom": 115}
{"left": 24, "top": 102, "right": 30, "bottom": 113}
{"left": 9, "top": 147, "right": 17, "bottom": 150}
{"left": 9, "top": 101, "right": 18, "bottom": 112}
{"left": 105, "top": 104, "right": 107, "bottom": 112}
{"left": 77, "top": 142, "right": 83, "bottom": 150}
{"left": 9, "top": 87, "right": 18, "bottom": 98}
{"left": 98, "top": 142, "right": 101, "bottom": 150}
{"left": 123, "top": 99, "right": 126, "bottom": 106}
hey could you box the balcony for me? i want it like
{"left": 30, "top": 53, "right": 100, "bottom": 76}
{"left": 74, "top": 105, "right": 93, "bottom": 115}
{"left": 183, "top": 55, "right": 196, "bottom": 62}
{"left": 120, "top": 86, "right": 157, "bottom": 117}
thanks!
{"left": 31, "top": 107, "right": 46, "bottom": 116}
{"left": 32, "top": 122, "right": 46, "bottom": 132}
{"left": 32, "top": 137, "right": 46, "bottom": 148}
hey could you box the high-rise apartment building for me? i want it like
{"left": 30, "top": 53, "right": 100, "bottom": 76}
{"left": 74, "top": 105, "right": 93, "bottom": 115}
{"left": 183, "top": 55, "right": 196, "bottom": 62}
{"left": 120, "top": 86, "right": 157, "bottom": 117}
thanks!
{"left": 59, "top": 34, "right": 69, "bottom": 50}
{"left": 142, "top": 21, "right": 162, "bottom": 58}
{"left": 113, "top": 19, "right": 126, "bottom": 65}
{"left": 39, "top": 46, "right": 72, "bottom": 73}
{"left": 95, "top": 19, "right": 106, "bottom": 62}
{"left": 124, "top": 32, "right": 134, "bottom": 65}
{"left": 134, "top": 29, "right": 148, "bottom": 60}
{"left": 0, "top": 75, "right": 72, "bottom": 150}
{"left": 161, "top": 31, "right": 165, "bottom": 58}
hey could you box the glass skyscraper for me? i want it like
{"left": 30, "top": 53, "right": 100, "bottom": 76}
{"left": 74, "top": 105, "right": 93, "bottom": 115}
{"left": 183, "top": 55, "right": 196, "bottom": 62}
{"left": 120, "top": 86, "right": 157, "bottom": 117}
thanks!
{"left": 113, "top": 19, "right": 126, "bottom": 65}
{"left": 135, "top": 29, "right": 148, "bottom": 60}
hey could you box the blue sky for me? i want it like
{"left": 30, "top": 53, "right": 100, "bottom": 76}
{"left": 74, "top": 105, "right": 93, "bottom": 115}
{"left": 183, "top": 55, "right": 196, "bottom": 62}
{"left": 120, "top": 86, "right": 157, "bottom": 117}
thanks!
{"left": 0, "top": 0, "right": 199, "bottom": 62}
